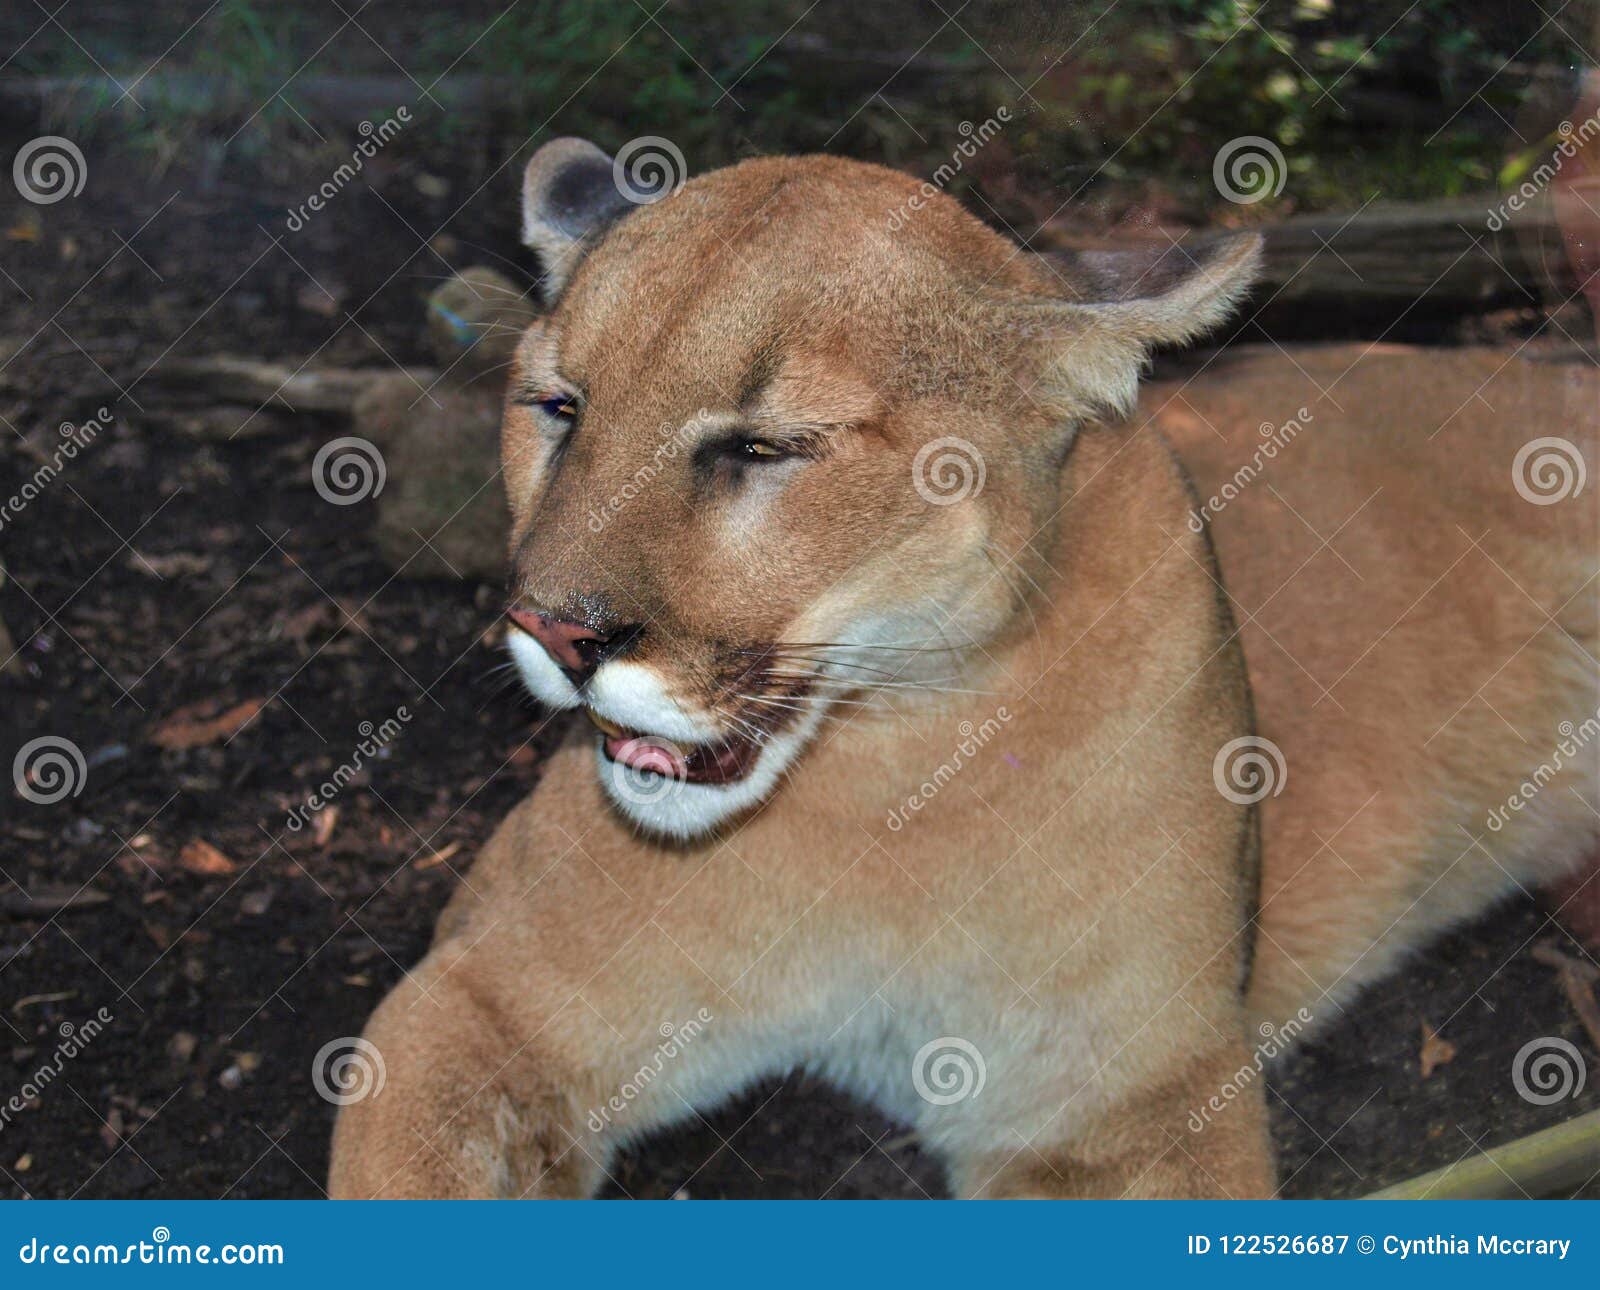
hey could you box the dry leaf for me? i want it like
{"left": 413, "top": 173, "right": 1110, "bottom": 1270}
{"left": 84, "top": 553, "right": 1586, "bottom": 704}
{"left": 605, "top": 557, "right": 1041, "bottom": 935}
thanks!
{"left": 282, "top": 602, "right": 335, "bottom": 645}
{"left": 414, "top": 841, "right": 462, "bottom": 872}
{"left": 129, "top": 550, "right": 211, "bottom": 579}
{"left": 311, "top": 805, "right": 339, "bottom": 847}
{"left": 1532, "top": 941, "right": 1600, "bottom": 1054}
{"left": 1419, "top": 1021, "right": 1457, "bottom": 1079}
{"left": 150, "top": 698, "right": 263, "bottom": 749}
{"left": 11, "top": 990, "right": 77, "bottom": 1015}
{"left": 179, "top": 838, "right": 237, "bottom": 877}
{"left": 297, "top": 284, "right": 341, "bottom": 317}
{"left": 99, "top": 1106, "right": 124, "bottom": 1152}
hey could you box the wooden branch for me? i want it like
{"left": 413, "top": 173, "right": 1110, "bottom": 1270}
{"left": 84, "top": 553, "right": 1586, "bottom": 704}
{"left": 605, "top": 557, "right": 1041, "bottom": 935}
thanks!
{"left": 1369, "top": 1108, "right": 1600, "bottom": 1199}
{"left": 142, "top": 357, "right": 436, "bottom": 418}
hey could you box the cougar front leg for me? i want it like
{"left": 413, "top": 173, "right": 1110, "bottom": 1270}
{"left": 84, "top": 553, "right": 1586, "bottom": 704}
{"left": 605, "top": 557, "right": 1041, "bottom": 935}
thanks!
{"left": 329, "top": 949, "right": 613, "bottom": 1200}
{"left": 956, "top": 1040, "right": 1274, "bottom": 1200}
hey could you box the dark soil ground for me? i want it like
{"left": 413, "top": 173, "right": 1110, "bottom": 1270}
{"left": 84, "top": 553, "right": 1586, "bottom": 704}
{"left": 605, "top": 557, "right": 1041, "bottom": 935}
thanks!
{"left": 2, "top": 106, "right": 1598, "bottom": 1201}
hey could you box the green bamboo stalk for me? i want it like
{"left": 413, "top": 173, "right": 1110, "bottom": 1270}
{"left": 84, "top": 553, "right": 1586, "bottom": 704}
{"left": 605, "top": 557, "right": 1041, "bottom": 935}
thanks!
{"left": 1368, "top": 1109, "right": 1600, "bottom": 1199}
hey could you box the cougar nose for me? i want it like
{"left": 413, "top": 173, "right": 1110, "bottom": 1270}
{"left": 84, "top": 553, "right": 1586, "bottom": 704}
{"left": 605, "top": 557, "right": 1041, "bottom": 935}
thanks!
{"left": 507, "top": 606, "right": 639, "bottom": 684}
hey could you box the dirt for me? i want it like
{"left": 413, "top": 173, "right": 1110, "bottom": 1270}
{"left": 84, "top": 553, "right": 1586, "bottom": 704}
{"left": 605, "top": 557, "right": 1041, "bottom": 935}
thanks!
{"left": 2, "top": 117, "right": 1598, "bottom": 1202}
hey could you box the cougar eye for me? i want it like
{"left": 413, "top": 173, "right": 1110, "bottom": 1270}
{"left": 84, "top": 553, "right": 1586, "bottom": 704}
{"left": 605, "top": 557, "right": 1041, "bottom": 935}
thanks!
{"left": 512, "top": 384, "right": 579, "bottom": 421}
{"left": 733, "top": 438, "right": 786, "bottom": 460}
{"left": 695, "top": 433, "right": 800, "bottom": 483}
{"left": 535, "top": 394, "right": 578, "bottom": 421}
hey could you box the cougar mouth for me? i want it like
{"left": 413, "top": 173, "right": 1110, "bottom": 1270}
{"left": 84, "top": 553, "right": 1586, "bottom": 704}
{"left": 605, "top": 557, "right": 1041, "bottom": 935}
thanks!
{"left": 586, "top": 710, "right": 765, "bottom": 786}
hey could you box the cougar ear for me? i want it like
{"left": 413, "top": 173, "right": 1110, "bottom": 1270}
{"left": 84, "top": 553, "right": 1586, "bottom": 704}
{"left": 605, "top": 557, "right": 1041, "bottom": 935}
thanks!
{"left": 520, "top": 137, "right": 649, "bottom": 304}
{"left": 1019, "top": 233, "right": 1264, "bottom": 418}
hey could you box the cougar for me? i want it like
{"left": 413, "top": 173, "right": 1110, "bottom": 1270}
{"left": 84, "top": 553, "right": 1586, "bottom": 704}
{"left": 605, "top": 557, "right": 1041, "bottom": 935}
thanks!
{"left": 330, "top": 139, "right": 1598, "bottom": 1199}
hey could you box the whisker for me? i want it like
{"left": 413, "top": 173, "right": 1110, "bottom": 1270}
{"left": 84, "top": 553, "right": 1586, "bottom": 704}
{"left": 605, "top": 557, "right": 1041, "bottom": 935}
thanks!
{"left": 448, "top": 239, "right": 544, "bottom": 287}
{"left": 737, "top": 639, "right": 973, "bottom": 656}
{"left": 756, "top": 669, "right": 989, "bottom": 697}
{"left": 755, "top": 655, "right": 922, "bottom": 680}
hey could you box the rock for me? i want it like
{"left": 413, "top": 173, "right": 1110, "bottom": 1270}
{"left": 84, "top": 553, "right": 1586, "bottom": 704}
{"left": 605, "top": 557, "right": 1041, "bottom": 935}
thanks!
{"left": 424, "top": 265, "right": 537, "bottom": 377}
{"left": 349, "top": 371, "right": 436, "bottom": 452}
{"left": 365, "top": 268, "right": 536, "bottom": 581}
{"left": 371, "top": 383, "right": 507, "bottom": 581}
{"left": 240, "top": 889, "right": 273, "bottom": 917}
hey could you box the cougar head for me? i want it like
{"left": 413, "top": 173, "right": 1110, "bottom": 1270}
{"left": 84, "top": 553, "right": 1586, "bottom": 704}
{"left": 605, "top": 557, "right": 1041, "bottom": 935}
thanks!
{"left": 502, "top": 136, "right": 1260, "bottom": 839}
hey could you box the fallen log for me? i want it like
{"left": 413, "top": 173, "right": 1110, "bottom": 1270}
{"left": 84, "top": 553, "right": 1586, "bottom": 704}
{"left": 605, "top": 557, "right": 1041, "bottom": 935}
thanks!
{"left": 1048, "top": 195, "right": 1562, "bottom": 318}
{"left": 1252, "top": 196, "right": 1560, "bottom": 311}
{"left": 141, "top": 356, "right": 436, "bottom": 418}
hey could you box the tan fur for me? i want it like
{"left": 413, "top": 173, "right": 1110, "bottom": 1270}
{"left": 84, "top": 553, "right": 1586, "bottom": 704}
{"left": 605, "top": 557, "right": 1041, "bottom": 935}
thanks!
{"left": 329, "top": 148, "right": 1596, "bottom": 1200}
{"left": 1150, "top": 346, "right": 1599, "bottom": 1028}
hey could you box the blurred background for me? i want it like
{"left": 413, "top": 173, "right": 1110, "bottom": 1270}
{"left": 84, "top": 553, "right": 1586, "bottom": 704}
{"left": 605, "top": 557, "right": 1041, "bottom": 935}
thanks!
{"left": 0, "top": 0, "right": 1597, "bottom": 1199}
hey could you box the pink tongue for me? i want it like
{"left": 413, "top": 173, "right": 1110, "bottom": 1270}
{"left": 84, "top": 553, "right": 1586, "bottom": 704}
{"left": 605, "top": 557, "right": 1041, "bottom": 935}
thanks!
{"left": 606, "top": 735, "right": 688, "bottom": 779}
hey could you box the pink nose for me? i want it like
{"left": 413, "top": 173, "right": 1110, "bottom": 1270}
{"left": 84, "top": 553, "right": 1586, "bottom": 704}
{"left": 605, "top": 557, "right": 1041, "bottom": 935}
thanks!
{"left": 507, "top": 607, "right": 606, "bottom": 675}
